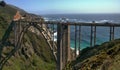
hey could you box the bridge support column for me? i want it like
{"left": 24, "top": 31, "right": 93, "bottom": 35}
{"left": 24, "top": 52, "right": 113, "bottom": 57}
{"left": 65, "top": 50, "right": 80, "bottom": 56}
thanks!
{"left": 109, "top": 26, "right": 115, "bottom": 41}
{"left": 74, "top": 24, "right": 77, "bottom": 58}
{"left": 57, "top": 23, "right": 71, "bottom": 70}
{"left": 78, "top": 25, "right": 81, "bottom": 56}
{"left": 110, "top": 26, "right": 112, "bottom": 41}
{"left": 90, "top": 21, "right": 96, "bottom": 47}
{"left": 94, "top": 25, "right": 96, "bottom": 46}
{"left": 57, "top": 24, "right": 63, "bottom": 70}
{"left": 112, "top": 26, "right": 115, "bottom": 40}
{"left": 63, "top": 24, "right": 71, "bottom": 62}
{"left": 14, "top": 22, "right": 17, "bottom": 47}
{"left": 90, "top": 26, "right": 93, "bottom": 47}
{"left": 14, "top": 20, "right": 22, "bottom": 57}
{"left": 14, "top": 21, "right": 22, "bottom": 47}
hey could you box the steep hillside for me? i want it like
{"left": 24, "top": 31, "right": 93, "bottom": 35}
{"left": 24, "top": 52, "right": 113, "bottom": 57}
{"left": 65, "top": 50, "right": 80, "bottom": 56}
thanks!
{"left": 0, "top": 4, "right": 56, "bottom": 70}
{"left": 8, "top": 4, "right": 26, "bottom": 13}
{"left": 70, "top": 39, "right": 120, "bottom": 70}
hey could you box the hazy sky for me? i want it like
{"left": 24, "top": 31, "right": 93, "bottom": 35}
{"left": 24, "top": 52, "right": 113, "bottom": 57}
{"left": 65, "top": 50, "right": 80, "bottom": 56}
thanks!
{"left": 5, "top": 0, "right": 120, "bottom": 14}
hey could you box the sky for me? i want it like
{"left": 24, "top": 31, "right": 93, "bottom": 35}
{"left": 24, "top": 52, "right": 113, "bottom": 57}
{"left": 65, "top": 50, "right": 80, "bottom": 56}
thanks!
{"left": 5, "top": 0, "right": 120, "bottom": 14}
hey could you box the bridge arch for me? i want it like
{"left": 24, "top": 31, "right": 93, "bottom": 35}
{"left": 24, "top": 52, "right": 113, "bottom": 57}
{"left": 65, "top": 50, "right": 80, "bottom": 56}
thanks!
{"left": 0, "top": 22, "right": 57, "bottom": 69}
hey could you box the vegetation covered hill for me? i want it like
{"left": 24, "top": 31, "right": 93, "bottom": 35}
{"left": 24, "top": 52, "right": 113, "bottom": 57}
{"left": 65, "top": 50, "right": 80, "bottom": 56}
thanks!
{"left": 69, "top": 39, "right": 120, "bottom": 70}
{"left": 0, "top": 4, "right": 56, "bottom": 70}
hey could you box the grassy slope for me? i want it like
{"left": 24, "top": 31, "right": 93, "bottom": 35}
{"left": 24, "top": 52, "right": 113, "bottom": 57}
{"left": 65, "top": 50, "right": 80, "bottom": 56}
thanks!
{"left": 0, "top": 5, "right": 17, "bottom": 39}
{"left": 0, "top": 5, "right": 56, "bottom": 70}
{"left": 2, "top": 31, "right": 56, "bottom": 70}
{"left": 72, "top": 39, "right": 120, "bottom": 70}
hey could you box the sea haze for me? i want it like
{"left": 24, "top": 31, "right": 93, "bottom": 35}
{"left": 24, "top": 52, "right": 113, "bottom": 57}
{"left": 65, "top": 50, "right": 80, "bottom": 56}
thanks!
{"left": 42, "top": 14, "right": 120, "bottom": 49}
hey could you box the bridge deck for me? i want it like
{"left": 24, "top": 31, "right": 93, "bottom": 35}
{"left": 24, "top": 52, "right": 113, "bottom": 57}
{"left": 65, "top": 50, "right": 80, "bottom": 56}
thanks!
{"left": 17, "top": 20, "right": 120, "bottom": 27}
{"left": 46, "top": 21, "right": 120, "bottom": 26}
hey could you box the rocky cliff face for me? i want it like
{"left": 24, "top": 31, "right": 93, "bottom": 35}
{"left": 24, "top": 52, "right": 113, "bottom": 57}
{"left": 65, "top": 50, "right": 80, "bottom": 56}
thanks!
{"left": 0, "top": 4, "right": 56, "bottom": 70}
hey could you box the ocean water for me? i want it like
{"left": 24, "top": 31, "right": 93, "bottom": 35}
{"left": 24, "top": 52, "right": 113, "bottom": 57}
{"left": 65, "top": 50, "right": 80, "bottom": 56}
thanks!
{"left": 42, "top": 14, "right": 120, "bottom": 50}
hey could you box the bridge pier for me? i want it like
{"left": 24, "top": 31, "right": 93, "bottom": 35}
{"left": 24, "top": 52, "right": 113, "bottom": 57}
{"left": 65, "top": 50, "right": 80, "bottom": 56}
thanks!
{"left": 90, "top": 26, "right": 93, "bottom": 47}
{"left": 57, "top": 23, "right": 71, "bottom": 70}
{"left": 57, "top": 23, "right": 63, "bottom": 70}
{"left": 90, "top": 21, "right": 97, "bottom": 47}
{"left": 78, "top": 25, "right": 81, "bottom": 56}
{"left": 74, "top": 24, "right": 77, "bottom": 58}
{"left": 112, "top": 26, "right": 115, "bottom": 40}
{"left": 94, "top": 25, "right": 96, "bottom": 46}
{"left": 14, "top": 20, "right": 22, "bottom": 56}
{"left": 14, "top": 21, "right": 22, "bottom": 47}
{"left": 14, "top": 22, "right": 18, "bottom": 47}
{"left": 109, "top": 26, "right": 115, "bottom": 41}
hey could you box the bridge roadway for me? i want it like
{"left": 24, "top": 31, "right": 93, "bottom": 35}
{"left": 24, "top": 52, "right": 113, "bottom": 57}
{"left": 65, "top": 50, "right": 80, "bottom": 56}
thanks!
{"left": 19, "top": 20, "right": 120, "bottom": 26}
